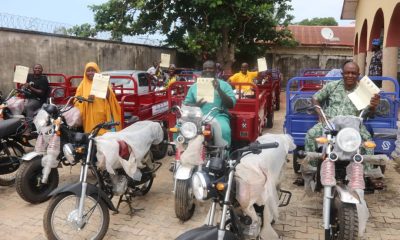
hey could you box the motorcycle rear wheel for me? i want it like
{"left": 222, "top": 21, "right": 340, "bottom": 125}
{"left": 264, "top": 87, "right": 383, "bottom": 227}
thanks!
{"left": 175, "top": 179, "right": 195, "bottom": 221}
{"left": 331, "top": 196, "right": 359, "bottom": 240}
{"left": 0, "top": 141, "right": 24, "bottom": 186}
{"left": 15, "top": 156, "right": 59, "bottom": 203}
{"left": 43, "top": 192, "right": 110, "bottom": 240}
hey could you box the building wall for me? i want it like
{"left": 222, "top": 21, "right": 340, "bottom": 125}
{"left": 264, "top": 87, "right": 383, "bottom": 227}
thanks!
{"left": 268, "top": 46, "right": 353, "bottom": 86}
{"left": 0, "top": 28, "right": 176, "bottom": 92}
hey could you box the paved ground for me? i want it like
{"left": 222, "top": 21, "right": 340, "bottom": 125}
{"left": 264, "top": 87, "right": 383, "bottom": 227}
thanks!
{"left": 1, "top": 93, "right": 400, "bottom": 239}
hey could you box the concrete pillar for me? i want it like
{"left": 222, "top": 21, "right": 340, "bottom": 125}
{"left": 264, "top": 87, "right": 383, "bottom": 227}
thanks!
{"left": 353, "top": 54, "right": 358, "bottom": 65}
{"left": 357, "top": 52, "right": 366, "bottom": 75}
{"left": 382, "top": 47, "right": 398, "bottom": 92}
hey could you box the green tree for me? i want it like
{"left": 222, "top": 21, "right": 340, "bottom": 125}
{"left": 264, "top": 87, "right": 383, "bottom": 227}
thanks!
{"left": 67, "top": 23, "right": 97, "bottom": 38}
{"left": 297, "top": 17, "right": 338, "bottom": 26}
{"left": 90, "top": 0, "right": 294, "bottom": 69}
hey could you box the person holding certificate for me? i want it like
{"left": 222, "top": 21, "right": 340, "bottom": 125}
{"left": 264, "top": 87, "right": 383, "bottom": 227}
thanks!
{"left": 184, "top": 60, "right": 236, "bottom": 147}
{"left": 23, "top": 64, "right": 49, "bottom": 119}
{"left": 74, "top": 62, "right": 121, "bottom": 135}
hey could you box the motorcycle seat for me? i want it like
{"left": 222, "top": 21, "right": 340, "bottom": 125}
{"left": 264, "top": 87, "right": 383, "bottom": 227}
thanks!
{"left": 372, "top": 128, "right": 397, "bottom": 139}
{"left": 0, "top": 118, "right": 23, "bottom": 139}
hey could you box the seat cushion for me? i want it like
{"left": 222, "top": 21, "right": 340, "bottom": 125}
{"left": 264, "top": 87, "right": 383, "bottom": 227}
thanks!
{"left": 0, "top": 118, "right": 23, "bottom": 138}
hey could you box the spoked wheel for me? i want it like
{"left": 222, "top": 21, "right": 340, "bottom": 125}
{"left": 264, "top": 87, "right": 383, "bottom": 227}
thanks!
{"left": 43, "top": 192, "right": 110, "bottom": 240}
{"left": 330, "top": 196, "right": 359, "bottom": 240}
{"left": 175, "top": 179, "right": 195, "bottom": 221}
{"left": 0, "top": 141, "right": 24, "bottom": 186}
{"left": 16, "top": 156, "right": 59, "bottom": 203}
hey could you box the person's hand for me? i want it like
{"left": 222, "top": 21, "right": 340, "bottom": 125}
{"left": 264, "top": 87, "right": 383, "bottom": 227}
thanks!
{"left": 88, "top": 95, "right": 95, "bottom": 101}
{"left": 212, "top": 79, "right": 221, "bottom": 91}
{"left": 195, "top": 98, "right": 207, "bottom": 108}
{"left": 369, "top": 93, "right": 380, "bottom": 111}
{"left": 23, "top": 83, "right": 31, "bottom": 89}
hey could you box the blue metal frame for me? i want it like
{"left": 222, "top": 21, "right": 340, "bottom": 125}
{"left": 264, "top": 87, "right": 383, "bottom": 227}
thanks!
{"left": 284, "top": 76, "right": 399, "bottom": 156}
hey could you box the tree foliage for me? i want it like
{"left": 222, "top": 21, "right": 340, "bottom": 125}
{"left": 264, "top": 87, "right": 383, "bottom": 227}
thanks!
{"left": 296, "top": 17, "right": 338, "bottom": 26}
{"left": 90, "top": 0, "right": 294, "bottom": 69}
{"left": 66, "top": 23, "right": 97, "bottom": 38}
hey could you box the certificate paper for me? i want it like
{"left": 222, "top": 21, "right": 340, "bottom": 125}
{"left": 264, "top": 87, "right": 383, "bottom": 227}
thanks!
{"left": 90, "top": 73, "right": 110, "bottom": 99}
{"left": 348, "top": 76, "right": 380, "bottom": 110}
{"left": 160, "top": 53, "right": 170, "bottom": 68}
{"left": 197, "top": 78, "right": 214, "bottom": 103}
{"left": 13, "top": 65, "right": 29, "bottom": 83}
{"left": 257, "top": 57, "right": 268, "bottom": 72}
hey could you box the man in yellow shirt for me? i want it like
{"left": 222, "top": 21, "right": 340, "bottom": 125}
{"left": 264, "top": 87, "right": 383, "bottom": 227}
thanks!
{"left": 228, "top": 62, "right": 258, "bottom": 94}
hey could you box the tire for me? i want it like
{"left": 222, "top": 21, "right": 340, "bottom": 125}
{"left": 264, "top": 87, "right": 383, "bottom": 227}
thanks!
{"left": 0, "top": 141, "right": 24, "bottom": 186}
{"left": 292, "top": 147, "right": 303, "bottom": 174}
{"left": 16, "top": 157, "right": 59, "bottom": 204}
{"left": 275, "top": 90, "right": 280, "bottom": 111}
{"left": 331, "top": 197, "right": 359, "bottom": 240}
{"left": 151, "top": 127, "right": 168, "bottom": 160}
{"left": 175, "top": 179, "right": 195, "bottom": 221}
{"left": 266, "top": 111, "right": 274, "bottom": 128}
{"left": 43, "top": 192, "right": 110, "bottom": 240}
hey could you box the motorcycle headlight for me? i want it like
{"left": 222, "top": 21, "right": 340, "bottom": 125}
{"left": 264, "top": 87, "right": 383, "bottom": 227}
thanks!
{"left": 192, "top": 171, "right": 210, "bottom": 201}
{"left": 62, "top": 143, "right": 75, "bottom": 164}
{"left": 181, "top": 122, "right": 197, "bottom": 139}
{"left": 336, "top": 127, "right": 361, "bottom": 153}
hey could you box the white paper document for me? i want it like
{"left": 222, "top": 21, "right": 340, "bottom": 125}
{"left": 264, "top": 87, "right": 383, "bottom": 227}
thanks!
{"left": 90, "top": 73, "right": 110, "bottom": 99}
{"left": 13, "top": 65, "right": 29, "bottom": 83}
{"left": 257, "top": 57, "right": 268, "bottom": 72}
{"left": 348, "top": 76, "right": 380, "bottom": 110}
{"left": 197, "top": 78, "right": 214, "bottom": 103}
{"left": 160, "top": 53, "right": 170, "bottom": 68}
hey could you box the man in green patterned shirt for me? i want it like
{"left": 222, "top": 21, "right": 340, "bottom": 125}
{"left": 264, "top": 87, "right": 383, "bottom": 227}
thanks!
{"left": 304, "top": 61, "right": 380, "bottom": 153}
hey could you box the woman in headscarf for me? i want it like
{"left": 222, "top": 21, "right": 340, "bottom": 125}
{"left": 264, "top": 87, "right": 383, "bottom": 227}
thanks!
{"left": 75, "top": 62, "right": 122, "bottom": 135}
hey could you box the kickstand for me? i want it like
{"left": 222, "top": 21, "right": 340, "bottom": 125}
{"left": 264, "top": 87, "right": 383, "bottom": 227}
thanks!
{"left": 115, "top": 194, "right": 144, "bottom": 217}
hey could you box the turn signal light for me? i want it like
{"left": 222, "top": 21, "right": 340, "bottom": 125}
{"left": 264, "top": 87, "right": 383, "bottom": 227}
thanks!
{"left": 216, "top": 182, "right": 225, "bottom": 191}
{"left": 56, "top": 130, "right": 61, "bottom": 136}
{"left": 203, "top": 130, "right": 211, "bottom": 136}
{"left": 364, "top": 141, "right": 376, "bottom": 149}
{"left": 316, "top": 137, "right": 328, "bottom": 144}
{"left": 169, "top": 127, "right": 178, "bottom": 133}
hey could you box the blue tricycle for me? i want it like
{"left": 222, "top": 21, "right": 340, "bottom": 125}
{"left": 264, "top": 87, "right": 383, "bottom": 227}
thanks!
{"left": 284, "top": 76, "right": 399, "bottom": 173}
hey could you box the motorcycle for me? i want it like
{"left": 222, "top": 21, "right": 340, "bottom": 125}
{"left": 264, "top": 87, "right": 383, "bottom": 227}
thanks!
{"left": 300, "top": 105, "right": 388, "bottom": 239}
{"left": 15, "top": 96, "right": 89, "bottom": 203}
{"left": 43, "top": 120, "right": 162, "bottom": 240}
{"left": 176, "top": 141, "right": 281, "bottom": 240}
{"left": 0, "top": 89, "right": 38, "bottom": 186}
{"left": 170, "top": 105, "right": 226, "bottom": 221}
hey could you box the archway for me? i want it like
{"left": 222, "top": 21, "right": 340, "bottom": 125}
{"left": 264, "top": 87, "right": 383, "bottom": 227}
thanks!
{"left": 354, "top": 33, "right": 359, "bottom": 55}
{"left": 369, "top": 8, "right": 384, "bottom": 50}
{"left": 358, "top": 20, "right": 368, "bottom": 74}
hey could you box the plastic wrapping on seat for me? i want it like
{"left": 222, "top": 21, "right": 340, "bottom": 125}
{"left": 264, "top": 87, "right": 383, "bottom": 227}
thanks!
{"left": 62, "top": 107, "right": 82, "bottom": 127}
{"left": 375, "top": 98, "right": 390, "bottom": 117}
{"left": 6, "top": 97, "right": 25, "bottom": 115}
{"left": 292, "top": 96, "right": 312, "bottom": 113}
{"left": 234, "top": 133, "right": 296, "bottom": 239}
{"left": 95, "top": 121, "right": 163, "bottom": 179}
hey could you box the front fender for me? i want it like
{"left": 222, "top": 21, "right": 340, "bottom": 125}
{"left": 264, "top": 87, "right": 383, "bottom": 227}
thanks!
{"left": 49, "top": 182, "right": 117, "bottom": 212}
{"left": 21, "top": 152, "right": 43, "bottom": 161}
{"left": 175, "top": 164, "right": 195, "bottom": 180}
{"left": 335, "top": 185, "right": 360, "bottom": 204}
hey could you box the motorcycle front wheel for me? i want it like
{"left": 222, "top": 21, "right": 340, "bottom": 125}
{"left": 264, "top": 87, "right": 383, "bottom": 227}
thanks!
{"left": 331, "top": 196, "right": 359, "bottom": 240}
{"left": 175, "top": 179, "right": 195, "bottom": 221}
{"left": 15, "top": 156, "right": 59, "bottom": 203}
{"left": 43, "top": 192, "right": 110, "bottom": 240}
{"left": 0, "top": 141, "right": 24, "bottom": 186}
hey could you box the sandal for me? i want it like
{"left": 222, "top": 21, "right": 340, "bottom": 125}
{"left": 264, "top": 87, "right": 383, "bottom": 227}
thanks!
{"left": 293, "top": 177, "right": 304, "bottom": 186}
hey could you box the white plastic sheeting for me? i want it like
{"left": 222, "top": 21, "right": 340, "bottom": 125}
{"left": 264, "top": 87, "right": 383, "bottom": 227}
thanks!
{"left": 234, "top": 134, "right": 296, "bottom": 239}
{"left": 179, "top": 135, "right": 204, "bottom": 167}
{"left": 62, "top": 107, "right": 82, "bottom": 128}
{"left": 95, "top": 121, "right": 163, "bottom": 180}
{"left": 5, "top": 97, "right": 25, "bottom": 115}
